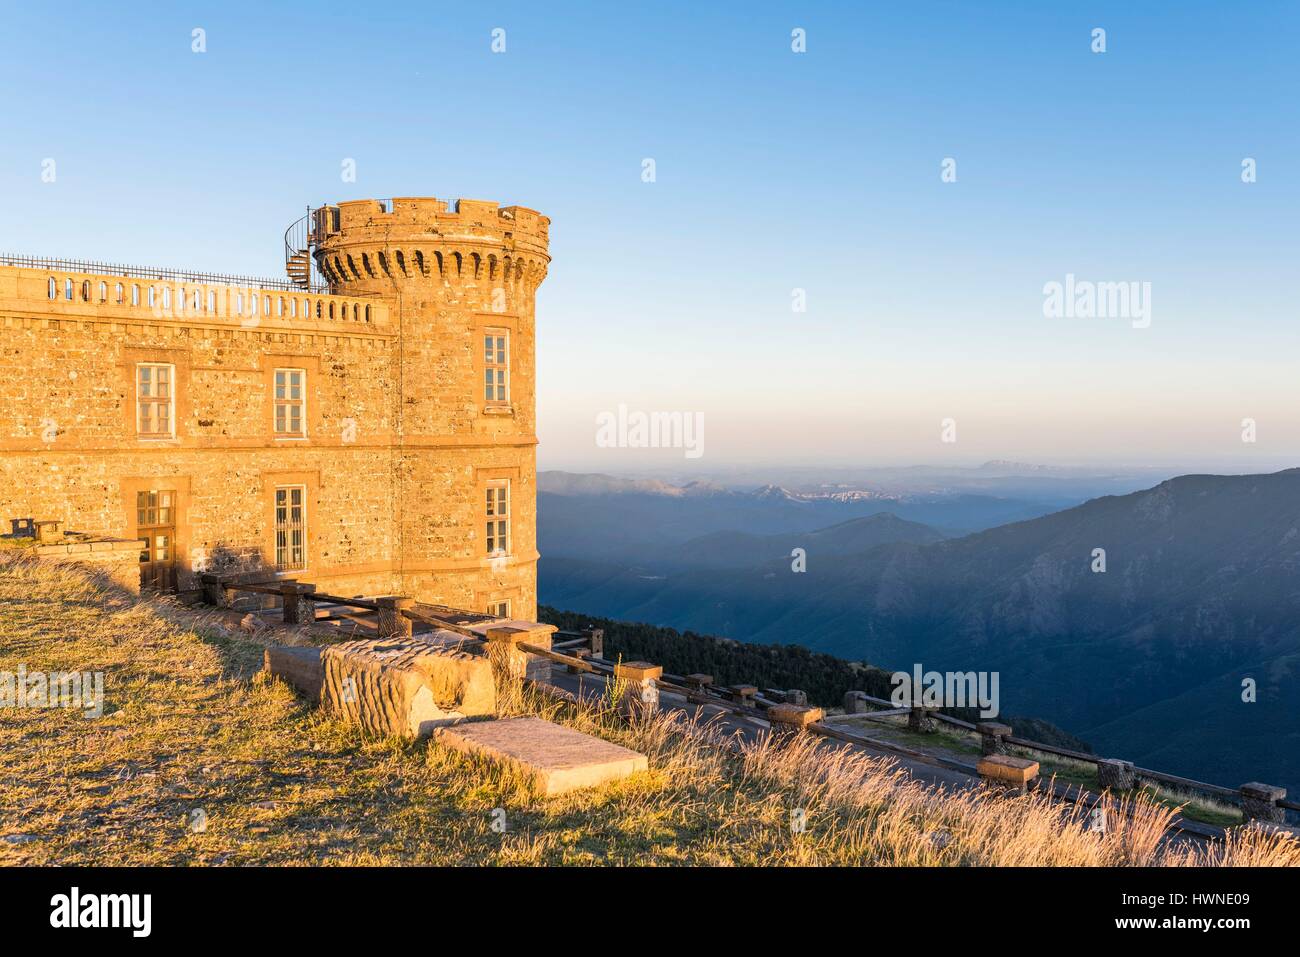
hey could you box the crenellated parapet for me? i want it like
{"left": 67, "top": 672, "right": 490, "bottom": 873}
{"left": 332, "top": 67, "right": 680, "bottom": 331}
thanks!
{"left": 309, "top": 197, "right": 550, "bottom": 305}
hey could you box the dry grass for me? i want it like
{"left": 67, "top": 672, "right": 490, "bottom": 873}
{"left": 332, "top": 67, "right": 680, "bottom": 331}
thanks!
{"left": 1, "top": 552, "right": 1295, "bottom": 867}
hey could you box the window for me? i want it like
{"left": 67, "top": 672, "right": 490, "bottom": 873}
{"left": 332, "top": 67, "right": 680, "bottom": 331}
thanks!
{"left": 98, "top": 281, "right": 107, "bottom": 302}
{"left": 132, "top": 285, "right": 140, "bottom": 306}
{"left": 148, "top": 287, "right": 156, "bottom": 308}
{"left": 115, "top": 283, "right": 124, "bottom": 304}
{"left": 136, "top": 489, "right": 174, "bottom": 528}
{"left": 274, "top": 486, "right": 307, "bottom": 571}
{"left": 64, "top": 278, "right": 73, "bottom": 301}
{"left": 487, "top": 600, "right": 510, "bottom": 619}
{"left": 485, "top": 481, "right": 509, "bottom": 555}
{"left": 136, "top": 363, "right": 174, "bottom": 437}
{"left": 273, "top": 369, "right": 306, "bottom": 436}
{"left": 207, "top": 290, "right": 216, "bottom": 313}
{"left": 484, "top": 332, "right": 508, "bottom": 404}
{"left": 81, "top": 281, "right": 90, "bottom": 302}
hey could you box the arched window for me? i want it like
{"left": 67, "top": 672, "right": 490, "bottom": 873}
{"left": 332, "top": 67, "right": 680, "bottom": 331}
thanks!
{"left": 290, "top": 298, "right": 297, "bottom": 318}
{"left": 235, "top": 292, "right": 243, "bottom": 314}
{"left": 328, "top": 302, "right": 335, "bottom": 319}
{"left": 263, "top": 295, "right": 270, "bottom": 317}
{"left": 132, "top": 285, "right": 140, "bottom": 306}
{"left": 364, "top": 304, "right": 371, "bottom": 322}
{"left": 161, "top": 287, "right": 170, "bottom": 310}
{"left": 48, "top": 277, "right": 57, "bottom": 299}
{"left": 80, "top": 280, "right": 90, "bottom": 302}
{"left": 175, "top": 288, "right": 184, "bottom": 313}
{"left": 115, "top": 283, "right": 124, "bottom": 304}
{"left": 98, "top": 281, "right": 107, "bottom": 302}
{"left": 65, "top": 278, "right": 73, "bottom": 300}
{"left": 193, "top": 289, "right": 201, "bottom": 311}
{"left": 148, "top": 287, "right": 156, "bottom": 307}
{"left": 276, "top": 297, "right": 284, "bottom": 317}
{"left": 250, "top": 293, "right": 258, "bottom": 315}
{"left": 207, "top": 290, "right": 215, "bottom": 312}
{"left": 316, "top": 300, "right": 322, "bottom": 319}
{"left": 353, "top": 304, "right": 359, "bottom": 321}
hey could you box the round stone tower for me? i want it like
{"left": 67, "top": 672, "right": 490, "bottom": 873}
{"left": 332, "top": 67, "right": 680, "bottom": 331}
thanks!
{"left": 310, "top": 197, "right": 550, "bottom": 618}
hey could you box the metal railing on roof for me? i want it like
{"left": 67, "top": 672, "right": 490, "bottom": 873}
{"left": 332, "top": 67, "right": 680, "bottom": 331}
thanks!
{"left": 0, "top": 253, "right": 334, "bottom": 295}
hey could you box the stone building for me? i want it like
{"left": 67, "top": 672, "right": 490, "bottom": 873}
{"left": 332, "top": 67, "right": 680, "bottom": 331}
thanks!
{"left": 0, "top": 197, "right": 550, "bottom": 618}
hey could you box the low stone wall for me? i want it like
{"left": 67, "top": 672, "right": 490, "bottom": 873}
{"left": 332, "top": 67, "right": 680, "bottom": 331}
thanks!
{"left": 35, "top": 537, "right": 140, "bottom": 596}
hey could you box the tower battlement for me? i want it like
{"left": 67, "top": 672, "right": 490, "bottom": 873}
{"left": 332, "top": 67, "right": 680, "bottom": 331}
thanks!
{"left": 310, "top": 197, "right": 549, "bottom": 297}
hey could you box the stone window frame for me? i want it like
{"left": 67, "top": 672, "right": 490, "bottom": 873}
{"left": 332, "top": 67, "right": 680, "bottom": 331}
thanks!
{"left": 486, "top": 599, "right": 511, "bottom": 619}
{"left": 119, "top": 475, "right": 192, "bottom": 586}
{"left": 120, "top": 347, "right": 190, "bottom": 444}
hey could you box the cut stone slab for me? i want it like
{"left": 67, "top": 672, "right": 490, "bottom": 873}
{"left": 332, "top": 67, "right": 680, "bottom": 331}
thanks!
{"left": 434, "top": 716, "right": 648, "bottom": 796}
{"left": 977, "top": 754, "right": 1039, "bottom": 786}
{"left": 321, "top": 638, "right": 496, "bottom": 739}
{"left": 263, "top": 646, "right": 324, "bottom": 702}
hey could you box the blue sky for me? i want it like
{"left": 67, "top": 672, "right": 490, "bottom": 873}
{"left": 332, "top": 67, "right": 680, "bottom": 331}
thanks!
{"left": 3, "top": 2, "right": 1298, "bottom": 471}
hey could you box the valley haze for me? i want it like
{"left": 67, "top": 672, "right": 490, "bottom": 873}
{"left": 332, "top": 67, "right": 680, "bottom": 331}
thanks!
{"left": 538, "top": 464, "right": 1300, "bottom": 793}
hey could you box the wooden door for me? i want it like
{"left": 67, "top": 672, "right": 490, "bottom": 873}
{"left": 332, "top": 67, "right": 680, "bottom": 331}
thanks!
{"left": 136, "top": 490, "right": 176, "bottom": 591}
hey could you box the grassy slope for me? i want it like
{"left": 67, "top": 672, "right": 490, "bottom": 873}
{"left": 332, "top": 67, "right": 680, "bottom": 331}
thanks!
{"left": 1, "top": 554, "right": 1295, "bottom": 867}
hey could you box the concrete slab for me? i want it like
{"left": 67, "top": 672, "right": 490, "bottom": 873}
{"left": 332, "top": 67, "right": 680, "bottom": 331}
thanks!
{"left": 434, "top": 716, "right": 648, "bottom": 796}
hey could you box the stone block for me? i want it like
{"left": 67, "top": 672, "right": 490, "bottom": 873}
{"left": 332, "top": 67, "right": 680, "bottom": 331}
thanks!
{"left": 434, "top": 716, "right": 647, "bottom": 796}
{"left": 1096, "top": 758, "right": 1136, "bottom": 791}
{"left": 977, "top": 721, "right": 1013, "bottom": 756}
{"left": 1240, "top": 782, "right": 1287, "bottom": 824}
{"left": 263, "top": 646, "right": 324, "bottom": 701}
{"left": 977, "top": 754, "right": 1039, "bottom": 791}
{"left": 767, "top": 703, "right": 825, "bottom": 729}
{"left": 613, "top": 661, "right": 662, "bottom": 682}
{"left": 321, "top": 637, "right": 496, "bottom": 738}
{"left": 843, "top": 691, "right": 870, "bottom": 714}
{"left": 908, "top": 706, "right": 936, "bottom": 733}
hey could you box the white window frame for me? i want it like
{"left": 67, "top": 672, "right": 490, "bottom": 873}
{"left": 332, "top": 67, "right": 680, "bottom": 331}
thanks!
{"left": 484, "top": 330, "right": 510, "bottom": 406}
{"left": 487, "top": 599, "right": 511, "bottom": 619}
{"left": 135, "top": 362, "right": 176, "bottom": 439}
{"left": 485, "top": 480, "right": 510, "bottom": 557}
{"left": 273, "top": 368, "right": 308, "bottom": 438}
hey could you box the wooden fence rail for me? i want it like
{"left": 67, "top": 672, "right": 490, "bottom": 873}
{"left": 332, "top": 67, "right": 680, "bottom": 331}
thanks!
{"left": 199, "top": 575, "right": 1294, "bottom": 829}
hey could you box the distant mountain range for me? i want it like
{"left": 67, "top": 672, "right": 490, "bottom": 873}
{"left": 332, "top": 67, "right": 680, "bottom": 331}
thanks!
{"left": 539, "top": 468, "right": 1300, "bottom": 791}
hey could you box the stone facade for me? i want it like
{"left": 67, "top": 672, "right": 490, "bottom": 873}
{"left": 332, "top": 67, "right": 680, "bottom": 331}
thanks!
{"left": 0, "top": 197, "right": 548, "bottom": 618}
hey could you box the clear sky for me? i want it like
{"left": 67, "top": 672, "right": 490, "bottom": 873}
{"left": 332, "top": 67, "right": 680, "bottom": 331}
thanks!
{"left": 3, "top": 2, "right": 1297, "bottom": 472}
